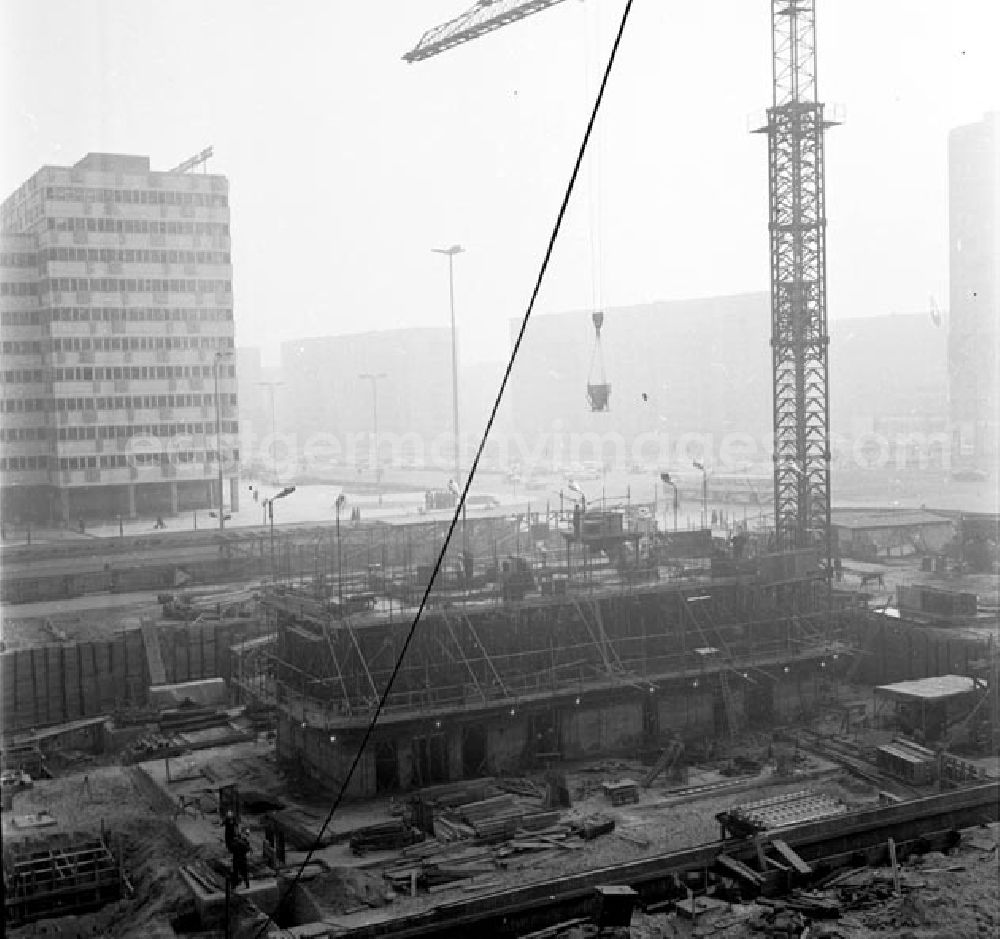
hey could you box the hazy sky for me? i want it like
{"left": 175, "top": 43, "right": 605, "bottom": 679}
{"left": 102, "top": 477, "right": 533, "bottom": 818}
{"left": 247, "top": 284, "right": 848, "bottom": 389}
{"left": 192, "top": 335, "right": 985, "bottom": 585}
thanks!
{"left": 2, "top": 1, "right": 996, "bottom": 366}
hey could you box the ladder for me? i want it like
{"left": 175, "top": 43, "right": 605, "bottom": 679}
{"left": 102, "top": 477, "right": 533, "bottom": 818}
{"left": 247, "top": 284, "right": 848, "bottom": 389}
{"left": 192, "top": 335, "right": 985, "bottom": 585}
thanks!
{"left": 140, "top": 619, "right": 166, "bottom": 686}
{"left": 719, "top": 672, "right": 741, "bottom": 738}
{"left": 642, "top": 739, "right": 684, "bottom": 788}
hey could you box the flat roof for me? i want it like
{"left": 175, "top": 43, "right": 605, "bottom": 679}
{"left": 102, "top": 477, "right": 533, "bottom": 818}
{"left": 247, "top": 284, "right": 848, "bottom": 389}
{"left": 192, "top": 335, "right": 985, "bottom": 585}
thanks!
{"left": 831, "top": 508, "right": 952, "bottom": 531}
{"left": 875, "top": 674, "right": 975, "bottom": 701}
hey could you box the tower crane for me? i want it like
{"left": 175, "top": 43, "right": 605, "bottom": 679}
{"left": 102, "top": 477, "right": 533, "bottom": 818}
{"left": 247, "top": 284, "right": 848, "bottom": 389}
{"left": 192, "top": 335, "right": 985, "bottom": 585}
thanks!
{"left": 405, "top": 1, "right": 835, "bottom": 571}
{"left": 403, "top": 0, "right": 573, "bottom": 63}
{"left": 753, "top": 0, "right": 835, "bottom": 569}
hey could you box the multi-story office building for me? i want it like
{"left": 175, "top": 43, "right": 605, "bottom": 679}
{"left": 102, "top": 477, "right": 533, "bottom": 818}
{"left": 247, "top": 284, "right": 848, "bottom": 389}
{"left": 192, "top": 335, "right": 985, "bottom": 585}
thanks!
{"left": 948, "top": 112, "right": 999, "bottom": 465}
{"left": 0, "top": 152, "right": 240, "bottom": 523}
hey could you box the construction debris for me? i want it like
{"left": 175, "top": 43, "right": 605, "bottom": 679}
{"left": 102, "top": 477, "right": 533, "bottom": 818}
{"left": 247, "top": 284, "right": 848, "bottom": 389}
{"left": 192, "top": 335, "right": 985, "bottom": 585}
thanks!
{"left": 602, "top": 778, "right": 640, "bottom": 806}
{"left": 349, "top": 818, "right": 424, "bottom": 855}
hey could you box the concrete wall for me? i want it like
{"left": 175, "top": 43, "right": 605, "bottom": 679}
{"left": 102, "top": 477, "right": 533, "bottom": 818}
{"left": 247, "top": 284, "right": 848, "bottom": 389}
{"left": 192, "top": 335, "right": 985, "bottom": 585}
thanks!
{"left": 277, "top": 718, "right": 375, "bottom": 799}
{"left": 560, "top": 702, "right": 644, "bottom": 757}
{"left": 0, "top": 617, "right": 268, "bottom": 732}
{"left": 657, "top": 691, "right": 715, "bottom": 733}
{"left": 487, "top": 719, "right": 528, "bottom": 773}
{"left": 772, "top": 676, "right": 818, "bottom": 721}
{"left": 856, "top": 618, "right": 989, "bottom": 686}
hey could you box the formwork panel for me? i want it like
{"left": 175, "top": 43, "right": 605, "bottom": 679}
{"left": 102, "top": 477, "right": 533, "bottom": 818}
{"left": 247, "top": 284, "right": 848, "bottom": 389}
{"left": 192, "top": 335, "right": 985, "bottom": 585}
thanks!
{"left": 2, "top": 831, "right": 121, "bottom": 925}
{"left": 601, "top": 702, "right": 643, "bottom": 749}
{"left": 487, "top": 720, "right": 528, "bottom": 772}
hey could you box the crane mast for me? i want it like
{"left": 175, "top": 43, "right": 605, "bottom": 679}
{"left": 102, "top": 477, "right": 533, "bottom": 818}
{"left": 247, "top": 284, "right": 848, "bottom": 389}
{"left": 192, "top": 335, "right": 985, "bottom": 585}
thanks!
{"left": 406, "top": 1, "right": 837, "bottom": 570}
{"left": 756, "top": 0, "right": 835, "bottom": 567}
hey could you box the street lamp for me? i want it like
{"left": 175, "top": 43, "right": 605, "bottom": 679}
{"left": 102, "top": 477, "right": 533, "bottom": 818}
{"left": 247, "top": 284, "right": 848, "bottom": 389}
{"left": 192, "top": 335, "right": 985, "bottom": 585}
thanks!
{"left": 257, "top": 380, "right": 285, "bottom": 484}
{"left": 214, "top": 350, "right": 235, "bottom": 531}
{"left": 335, "top": 493, "right": 347, "bottom": 606}
{"left": 431, "top": 245, "right": 464, "bottom": 495}
{"left": 692, "top": 460, "right": 709, "bottom": 530}
{"left": 358, "top": 372, "right": 387, "bottom": 506}
{"left": 264, "top": 486, "right": 296, "bottom": 582}
{"left": 659, "top": 472, "right": 679, "bottom": 531}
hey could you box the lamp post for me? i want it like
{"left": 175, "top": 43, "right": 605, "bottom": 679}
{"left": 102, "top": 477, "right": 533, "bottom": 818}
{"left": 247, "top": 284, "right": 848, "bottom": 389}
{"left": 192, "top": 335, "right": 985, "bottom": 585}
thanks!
{"left": 358, "top": 372, "right": 387, "bottom": 507}
{"left": 431, "top": 245, "right": 464, "bottom": 496}
{"left": 692, "top": 460, "right": 708, "bottom": 530}
{"left": 214, "top": 351, "right": 234, "bottom": 531}
{"left": 257, "top": 380, "right": 285, "bottom": 484}
{"left": 264, "top": 486, "right": 296, "bottom": 582}
{"left": 335, "top": 493, "right": 346, "bottom": 607}
{"left": 660, "top": 473, "right": 679, "bottom": 531}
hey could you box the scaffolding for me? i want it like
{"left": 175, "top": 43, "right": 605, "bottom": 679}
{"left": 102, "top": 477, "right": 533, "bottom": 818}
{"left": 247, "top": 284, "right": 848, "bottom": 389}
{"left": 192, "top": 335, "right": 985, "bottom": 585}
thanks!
{"left": 3, "top": 831, "right": 122, "bottom": 925}
{"left": 270, "top": 571, "right": 857, "bottom": 733}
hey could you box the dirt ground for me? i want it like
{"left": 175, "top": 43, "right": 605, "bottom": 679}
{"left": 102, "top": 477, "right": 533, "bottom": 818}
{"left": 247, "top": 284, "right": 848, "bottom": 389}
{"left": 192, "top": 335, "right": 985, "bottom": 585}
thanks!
{"left": 1, "top": 695, "right": 996, "bottom": 937}
{"left": 0, "top": 593, "right": 163, "bottom": 650}
{"left": 1, "top": 764, "right": 226, "bottom": 938}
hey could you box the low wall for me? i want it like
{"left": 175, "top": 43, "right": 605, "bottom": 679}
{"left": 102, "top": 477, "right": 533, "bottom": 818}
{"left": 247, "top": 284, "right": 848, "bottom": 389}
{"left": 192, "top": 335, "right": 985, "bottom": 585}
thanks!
{"left": 854, "top": 615, "right": 992, "bottom": 686}
{"left": 0, "top": 617, "right": 269, "bottom": 732}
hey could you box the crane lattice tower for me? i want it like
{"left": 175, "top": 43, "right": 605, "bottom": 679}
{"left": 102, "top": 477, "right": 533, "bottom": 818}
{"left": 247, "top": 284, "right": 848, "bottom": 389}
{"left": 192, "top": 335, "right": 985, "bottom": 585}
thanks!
{"left": 756, "top": 0, "right": 836, "bottom": 565}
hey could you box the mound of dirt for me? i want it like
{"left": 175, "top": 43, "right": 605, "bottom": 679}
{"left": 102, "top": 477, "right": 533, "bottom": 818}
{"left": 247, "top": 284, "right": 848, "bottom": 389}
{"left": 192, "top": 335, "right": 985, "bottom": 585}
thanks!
{"left": 306, "top": 866, "right": 392, "bottom": 914}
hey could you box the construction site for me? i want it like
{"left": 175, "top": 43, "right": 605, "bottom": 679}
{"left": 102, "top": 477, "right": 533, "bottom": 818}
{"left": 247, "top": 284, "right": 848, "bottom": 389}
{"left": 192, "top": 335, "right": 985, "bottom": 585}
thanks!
{"left": 2, "top": 2, "right": 999, "bottom": 939}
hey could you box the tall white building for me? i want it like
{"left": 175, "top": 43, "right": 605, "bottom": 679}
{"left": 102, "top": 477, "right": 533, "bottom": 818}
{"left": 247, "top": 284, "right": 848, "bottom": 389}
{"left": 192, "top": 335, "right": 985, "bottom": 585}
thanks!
{"left": 948, "top": 112, "right": 1000, "bottom": 465}
{"left": 0, "top": 152, "right": 240, "bottom": 523}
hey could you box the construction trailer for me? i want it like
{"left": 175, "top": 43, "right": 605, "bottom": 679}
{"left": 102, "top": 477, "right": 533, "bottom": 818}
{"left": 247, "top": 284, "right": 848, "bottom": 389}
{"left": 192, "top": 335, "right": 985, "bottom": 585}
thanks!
{"left": 830, "top": 508, "right": 954, "bottom": 561}
{"left": 873, "top": 675, "right": 983, "bottom": 744}
{"left": 266, "top": 551, "right": 859, "bottom": 798}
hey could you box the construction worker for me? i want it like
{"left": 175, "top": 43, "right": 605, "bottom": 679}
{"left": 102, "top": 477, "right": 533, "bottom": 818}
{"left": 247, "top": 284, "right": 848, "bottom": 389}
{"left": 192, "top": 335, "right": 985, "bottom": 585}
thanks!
{"left": 230, "top": 828, "right": 251, "bottom": 889}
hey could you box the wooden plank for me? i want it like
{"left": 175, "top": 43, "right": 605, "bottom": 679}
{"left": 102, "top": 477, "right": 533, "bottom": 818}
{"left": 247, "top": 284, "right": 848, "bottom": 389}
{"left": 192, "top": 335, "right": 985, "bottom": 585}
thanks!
{"left": 63, "top": 646, "right": 81, "bottom": 720}
{"left": 714, "top": 853, "right": 764, "bottom": 886}
{"left": 770, "top": 838, "right": 812, "bottom": 875}
{"left": 888, "top": 836, "right": 901, "bottom": 895}
{"left": 140, "top": 622, "right": 166, "bottom": 686}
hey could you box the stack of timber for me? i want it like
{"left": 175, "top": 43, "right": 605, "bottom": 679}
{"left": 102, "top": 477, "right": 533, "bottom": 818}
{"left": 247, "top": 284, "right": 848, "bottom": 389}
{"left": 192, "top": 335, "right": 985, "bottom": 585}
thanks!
{"left": 158, "top": 705, "right": 230, "bottom": 734}
{"left": 349, "top": 819, "right": 423, "bottom": 855}
{"left": 494, "top": 777, "right": 545, "bottom": 799}
{"left": 416, "top": 778, "right": 497, "bottom": 808}
{"left": 383, "top": 843, "right": 498, "bottom": 894}
{"left": 717, "top": 789, "right": 848, "bottom": 837}
{"left": 575, "top": 814, "right": 616, "bottom": 841}
{"left": 433, "top": 815, "right": 476, "bottom": 843}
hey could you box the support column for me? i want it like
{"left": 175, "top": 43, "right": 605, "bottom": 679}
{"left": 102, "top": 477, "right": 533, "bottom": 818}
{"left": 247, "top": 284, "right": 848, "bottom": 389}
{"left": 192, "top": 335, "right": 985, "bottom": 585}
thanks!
{"left": 127, "top": 484, "right": 137, "bottom": 520}
{"left": 169, "top": 482, "right": 179, "bottom": 516}
{"left": 59, "top": 489, "right": 70, "bottom": 526}
{"left": 229, "top": 477, "right": 240, "bottom": 513}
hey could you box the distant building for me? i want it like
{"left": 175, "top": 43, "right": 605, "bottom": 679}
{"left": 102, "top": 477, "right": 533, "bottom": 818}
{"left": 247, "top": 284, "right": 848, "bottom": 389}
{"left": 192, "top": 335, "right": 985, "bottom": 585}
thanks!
{"left": 0, "top": 152, "right": 239, "bottom": 523}
{"left": 505, "top": 294, "right": 949, "bottom": 470}
{"left": 506, "top": 293, "right": 773, "bottom": 466}
{"left": 280, "top": 328, "right": 453, "bottom": 469}
{"left": 831, "top": 312, "right": 948, "bottom": 446}
{"left": 948, "top": 112, "right": 999, "bottom": 465}
{"left": 831, "top": 507, "right": 954, "bottom": 560}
